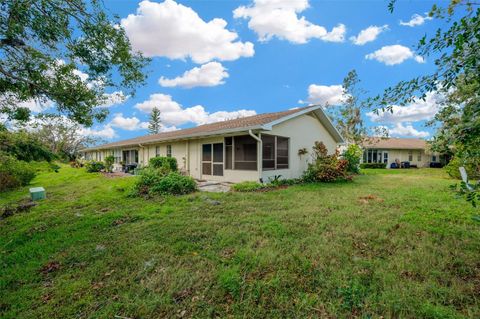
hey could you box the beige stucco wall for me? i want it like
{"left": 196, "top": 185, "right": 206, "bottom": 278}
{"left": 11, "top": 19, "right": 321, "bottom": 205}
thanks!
{"left": 83, "top": 112, "right": 340, "bottom": 182}
{"left": 362, "top": 148, "right": 439, "bottom": 168}
{"left": 261, "top": 113, "right": 338, "bottom": 181}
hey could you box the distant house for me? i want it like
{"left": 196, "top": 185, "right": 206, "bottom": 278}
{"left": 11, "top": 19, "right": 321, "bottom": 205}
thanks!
{"left": 361, "top": 137, "right": 443, "bottom": 168}
{"left": 81, "top": 105, "right": 344, "bottom": 182}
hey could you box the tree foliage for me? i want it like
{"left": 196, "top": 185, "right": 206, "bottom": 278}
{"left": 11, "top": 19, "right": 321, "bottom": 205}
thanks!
{"left": 148, "top": 107, "right": 162, "bottom": 134}
{"left": 30, "top": 114, "right": 101, "bottom": 160}
{"left": 0, "top": 129, "right": 55, "bottom": 162}
{"left": 381, "top": 1, "right": 480, "bottom": 207}
{"left": 0, "top": 0, "right": 149, "bottom": 126}
{"left": 331, "top": 70, "right": 368, "bottom": 144}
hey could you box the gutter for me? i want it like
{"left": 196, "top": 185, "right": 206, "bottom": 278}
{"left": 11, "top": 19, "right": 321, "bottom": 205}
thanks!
{"left": 248, "top": 129, "right": 263, "bottom": 181}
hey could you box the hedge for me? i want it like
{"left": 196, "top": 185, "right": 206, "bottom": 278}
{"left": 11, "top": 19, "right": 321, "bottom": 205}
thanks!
{"left": 360, "top": 163, "right": 387, "bottom": 169}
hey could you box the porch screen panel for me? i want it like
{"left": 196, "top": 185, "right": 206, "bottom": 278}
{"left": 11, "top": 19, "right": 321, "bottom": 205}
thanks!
{"left": 225, "top": 137, "right": 233, "bottom": 169}
{"left": 202, "top": 144, "right": 212, "bottom": 175}
{"left": 262, "top": 135, "right": 275, "bottom": 170}
{"left": 234, "top": 136, "right": 257, "bottom": 170}
{"left": 213, "top": 143, "right": 223, "bottom": 176}
{"left": 276, "top": 137, "right": 289, "bottom": 169}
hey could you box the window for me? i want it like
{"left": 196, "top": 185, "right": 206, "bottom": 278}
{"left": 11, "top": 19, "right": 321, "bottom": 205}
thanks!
{"left": 155, "top": 146, "right": 160, "bottom": 157}
{"left": 408, "top": 151, "right": 413, "bottom": 161}
{"left": 417, "top": 152, "right": 422, "bottom": 162}
{"left": 166, "top": 145, "right": 172, "bottom": 157}
{"left": 364, "top": 149, "right": 386, "bottom": 164}
{"left": 432, "top": 155, "right": 437, "bottom": 162}
{"left": 225, "top": 137, "right": 233, "bottom": 169}
{"left": 234, "top": 135, "right": 257, "bottom": 170}
{"left": 261, "top": 135, "right": 289, "bottom": 170}
{"left": 122, "top": 150, "right": 138, "bottom": 164}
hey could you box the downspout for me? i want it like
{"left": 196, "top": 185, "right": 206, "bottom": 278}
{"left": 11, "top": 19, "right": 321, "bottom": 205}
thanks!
{"left": 248, "top": 129, "right": 262, "bottom": 182}
{"left": 138, "top": 144, "right": 144, "bottom": 166}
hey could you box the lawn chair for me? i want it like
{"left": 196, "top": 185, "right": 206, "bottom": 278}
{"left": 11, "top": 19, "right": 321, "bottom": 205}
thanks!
{"left": 459, "top": 167, "right": 474, "bottom": 191}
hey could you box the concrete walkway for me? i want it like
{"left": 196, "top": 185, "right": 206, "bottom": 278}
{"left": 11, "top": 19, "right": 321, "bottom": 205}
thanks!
{"left": 197, "top": 180, "right": 232, "bottom": 193}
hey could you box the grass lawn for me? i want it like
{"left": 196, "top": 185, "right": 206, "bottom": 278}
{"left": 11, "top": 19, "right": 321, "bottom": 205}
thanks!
{"left": 1, "top": 166, "right": 479, "bottom": 318}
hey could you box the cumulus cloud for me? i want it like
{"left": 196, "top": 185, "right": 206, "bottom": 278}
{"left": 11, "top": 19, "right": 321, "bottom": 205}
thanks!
{"left": 387, "top": 123, "right": 429, "bottom": 138}
{"left": 350, "top": 25, "right": 388, "bottom": 45}
{"left": 365, "top": 44, "right": 424, "bottom": 65}
{"left": 233, "top": 0, "right": 346, "bottom": 44}
{"left": 110, "top": 113, "right": 149, "bottom": 131}
{"left": 134, "top": 93, "right": 257, "bottom": 126}
{"left": 121, "top": 0, "right": 254, "bottom": 63}
{"left": 159, "top": 62, "right": 229, "bottom": 88}
{"left": 400, "top": 13, "right": 433, "bottom": 27}
{"left": 303, "top": 84, "right": 345, "bottom": 106}
{"left": 100, "top": 91, "right": 128, "bottom": 108}
{"left": 80, "top": 125, "right": 117, "bottom": 139}
{"left": 367, "top": 91, "right": 444, "bottom": 123}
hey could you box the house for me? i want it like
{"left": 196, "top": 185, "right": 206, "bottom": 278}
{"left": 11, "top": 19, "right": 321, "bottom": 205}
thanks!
{"left": 361, "top": 137, "right": 443, "bottom": 168}
{"left": 81, "top": 105, "right": 344, "bottom": 182}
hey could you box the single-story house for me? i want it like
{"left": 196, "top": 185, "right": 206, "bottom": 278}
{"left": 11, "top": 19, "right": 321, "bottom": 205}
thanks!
{"left": 81, "top": 105, "right": 344, "bottom": 182}
{"left": 361, "top": 137, "right": 444, "bottom": 168}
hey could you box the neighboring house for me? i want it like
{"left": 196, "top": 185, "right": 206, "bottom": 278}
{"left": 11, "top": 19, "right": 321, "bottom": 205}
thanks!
{"left": 81, "top": 105, "right": 344, "bottom": 182}
{"left": 361, "top": 137, "right": 442, "bottom": 168}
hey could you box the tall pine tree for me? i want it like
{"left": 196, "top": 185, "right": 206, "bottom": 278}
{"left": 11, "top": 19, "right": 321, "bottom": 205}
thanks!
{"left": 148, "top": 107, "right": 162, "bottom": 134}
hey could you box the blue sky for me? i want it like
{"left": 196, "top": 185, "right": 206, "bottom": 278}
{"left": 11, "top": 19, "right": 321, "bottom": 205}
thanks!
{"left": 83, "top": 0, "right": 447, "bottom": 141}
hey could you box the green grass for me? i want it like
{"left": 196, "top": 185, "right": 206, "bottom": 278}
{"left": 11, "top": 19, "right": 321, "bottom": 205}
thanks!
{"left": 1, "top": 166, "right": 479, "bottom": 318}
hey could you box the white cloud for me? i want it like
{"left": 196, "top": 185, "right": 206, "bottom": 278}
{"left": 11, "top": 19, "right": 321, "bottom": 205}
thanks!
{"left": 121, "top": 0, "right": 254, "bottom": 63}
{"left": 135, "top": 93, "right": 256, "bottom": 126}
{"left": 233, "top": 0, "right": 346, "bottom": 44}
{"left": 0, "top": 94, "right": 55, "bottom": 113}
{"left": 367, "top": 91, "right": 444, "bottom": 123}
{"left": 400, "top": 13, "right": 433, "bottom": 27}
{"left": 80, "top": 125, "right": 117, "bottom": 139}
{"left": 350, "top": 25, "right": 388, "bottom": 45}
{"left": 304, "top": 84, "right": 345, "bottom": 106}
{"left": 100, "top": 91, "right": 128, "bottom": 108}
{"left": 387, "top": 123, "right": 429, "bottom": 138}
{"left": 110, "top": 113, "right": 148, "bottom": 131}
{"left": 159, "top": 62, "right": 229, "bottom": 88}
{"left": 365, "top": 44, "right": 424, "bottom": 65}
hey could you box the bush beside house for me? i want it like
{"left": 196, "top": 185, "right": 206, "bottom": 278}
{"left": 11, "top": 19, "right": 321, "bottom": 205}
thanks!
{"left": 132, "top": 157, "right": 196, "bottom": 196}
{"left": 303, "top": 142, "right": 351, "bottom": 182}
{"left": 360, "top": 163, "right": 387, "bottom": 169}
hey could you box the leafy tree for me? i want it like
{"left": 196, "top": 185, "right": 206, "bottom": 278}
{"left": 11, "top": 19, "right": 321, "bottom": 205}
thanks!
{"left": 381, "top": 1, "right": 480, "bottom": 206}
{"left": 0, "top": 0, "right": 149, "bottom": 126}
{"left": 334, "top": 70, "right": 368, "bottom": 145}
{"left": 0, "top": 129, "right": 55, "bottom": 162}
{"left": 30, "top": 114, "right": 102, "bottom": 160}
{"left": 148, "top": 107, "right": 162, "bottom": 134}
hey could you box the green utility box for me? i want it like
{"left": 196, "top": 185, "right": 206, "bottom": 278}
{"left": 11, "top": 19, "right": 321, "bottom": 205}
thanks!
{"left": 30, "top": 187, "right": 46, "bottom": 201}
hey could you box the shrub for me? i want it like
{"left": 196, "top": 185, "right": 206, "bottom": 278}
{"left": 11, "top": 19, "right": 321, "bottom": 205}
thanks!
{"left": 85, "top": 161, "right": 105, "bottom": 173}
{"left": 445, "top": 156, "right": 480, "bottom": 180}
{"left": 104, "top": 155, "right": 115, "bottom": 173}
{"left": 150, "top": 172, "right": 197, "bottom": 195}
{"left": 0, "top": 153, "right": 36, "bottom": 192}
{"left": 359, "top": 163, "right": 387, "bottom": 169}
{"left": 232, "top": 181, "right": 265, "bottom": 192}
{"left": 302, "top": 141, "right": 351, "bottom": 182}
{"left": 342, "top": 144, "right": 363, "bottom": 174}
{"left": 0, "top": 130, "right": 55, "bottom": 162}
{"left": 132, "top": 168, "right": 196, "bottom": 196}
{"left": 149, "top": 156, "right": 177, "bottom": 172}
